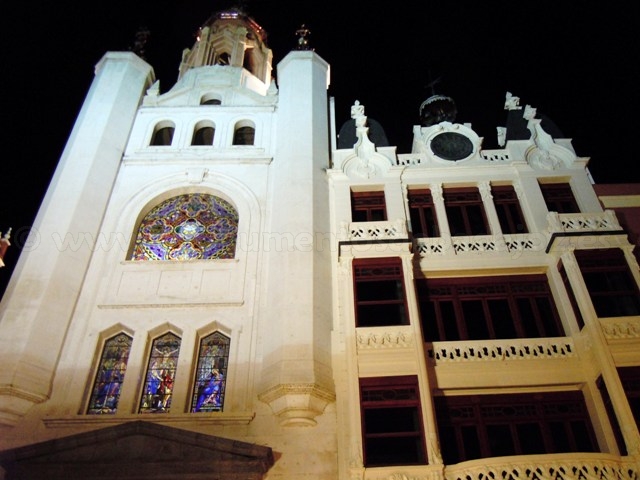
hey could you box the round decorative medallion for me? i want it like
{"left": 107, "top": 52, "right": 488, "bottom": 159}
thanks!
{"left": 430, "top": 132, "right": 473, "bottom": 161}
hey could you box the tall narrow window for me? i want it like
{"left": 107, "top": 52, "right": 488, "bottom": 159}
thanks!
{"left": 443, "top": 187, "right": 489, "bottom": 236}
{"left": 351, "top": 191, "right": 387, "bottom": 222}
{"left": 539, "top": 182, "right": 579, "bottom": 213}
{"left": 353, "top": 257, "right": 409, "bottom": 327}
{"left": 574, "top": 248, "right": 640, "bottom": 317}
{"left": 618, "top": 366, "right": 640, "bottom": 429}
{"left": 597, "top": 375, "right": 627, "bottom": 455}
{"left": 87, "top": 333, "right": 132, "bottom": 414}
{"left": 415, "top": 274, "right": 564, "bottom": 342}
{"left": 435, "top": 391, "right": 598, "bottom": 464}
{"left": 192, "top": 123, "right": 215, "bottom": 145}
{"left": 360, "top": 376, "right": 427, "bottom": 467}
{"left": 150, "top": 122, "right": 175, "bottom": 146}
{"left": 191, "top": 331, "right": 231, "bottom": 412}
{"left": 233, "top": 124, "right": 255, "bottom": 145}
{"left": 408, "top": 189, "right": 439, "bottom": 237}
{"left": 131, "top": 193, "right": 238, "bottom": 261}
{"left": 492, "top": 185, "right": 528, "bottom": 234}
{"left": 139, "top": 332, "right": 181, "bottom": 413}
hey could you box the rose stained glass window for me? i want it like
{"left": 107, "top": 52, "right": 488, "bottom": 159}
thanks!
{"left": 131, "top": 194, "right": 238, "bottom": 261}
{"left": 87, "top": 333, "right": 132, "bottom": 414}
{"left": 191, "top": 332, "right": 230, "bottom": 412}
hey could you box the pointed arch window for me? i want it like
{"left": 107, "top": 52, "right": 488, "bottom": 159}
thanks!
{"left": 87, "top": 333, "right": 132, "bottom": 414}
{"left": 139, "top": 332, "right": 181, "bottom": 414}
{"left": 232, "top": 122, "right": 255, "bottom": 145}
{"left": 191, "top": 332, "right": 230, "bottom": 412}
{"left": 150, "top": 121, "right": 175, "bottom": 146}
{"left": 130, "top": 193, "right": 238, "bottom": 261}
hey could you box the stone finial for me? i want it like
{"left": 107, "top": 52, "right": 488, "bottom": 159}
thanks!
{"left": 504, "top": 91, "right": 521, "bottom": 110}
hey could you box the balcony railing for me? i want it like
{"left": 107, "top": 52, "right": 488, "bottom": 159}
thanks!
{"left": 547, "top": 211, "right": 622, "bottom": 234}
{"left": 361, "top": 452, "right": 638, "bottom": 480}
{"left": 339, "top": 219, "right": 408, "bottom": 242}
{"left": 428, "top": 337, "right": 575, "bottom": 364}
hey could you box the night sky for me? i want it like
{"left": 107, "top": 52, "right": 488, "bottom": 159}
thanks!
{"left": 1, "top": 1, "right": 638, "bottom": 292}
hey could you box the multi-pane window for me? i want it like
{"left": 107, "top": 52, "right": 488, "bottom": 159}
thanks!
{"left": 353, "top": 257, "right": 409, "bottom": 327}
{"left": 408, "top": 189, "right": 439, "bottom": 237}
{"left": 435, "top": 391, "right": 598, "bottom": 464}
{"left": 539, "top": 182, "right": 579, "bottom": 213}
{"left": 360, "top": 376, "right": 427, "bottom": 467}
{"left": 574, "top": 248, "right": 640, "bottom": 317}
{"left": 443, "top": 187, "right": 489, "bottom": 236}
{"left": 139, "top": 333, "right": 181, "bottom": 413}
{"left": 87, "top": 333, "right": 132, "bottom": 414}
{"left": 415, "top": 274, "right": 564, "bottom": 341}
{"left": 492, "top": 185, "right": 528, "bottom": 234}
{"left": 351, "top": 191, "right": 387, "bottom": 222}
{"left": 191, "top": 331, "right": 231, "bottom": 413}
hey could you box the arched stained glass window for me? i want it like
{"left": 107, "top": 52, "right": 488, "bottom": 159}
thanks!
{"left": 87, "top": 333, "right": 132, "bottom": 415}
{"left": 191, "top": 332, "right": 230, "bottom": 412}
{"left": 131, "top": 193, "right": 238, "bottom": 261}
{"left": 139, "top": 332, "right": 181, "bottom": 414}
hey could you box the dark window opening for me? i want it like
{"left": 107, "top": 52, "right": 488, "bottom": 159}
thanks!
{"left": 492, "top": 185, "right": 528, "bottom": 234}
{"left": 539, "top": 182, "right": 579, "bottom": 214}
{"left": 597, "top": 374, "right": 627, "bottom": 455}
{"left": 415, "top": 274, "right": 564, "bottom": 342}
{"left": 443, "top": 187, "right": 488, "bottom": 236}
{"left": 360, "top": 376, "right": 427, "bottom": 467}
{"left": 201, "top": 98, "right": 221, "bottom": 105}
{"left": 574, "top": 248, "right": 640, "bottom": 317}
{"left": 408, "top": 189, "right": 439, "bottom": 237}
{"left": 618, "top": 366, "right": 640, "bottom": 431}
{"left": 192, "top": 126, "right": 215, "bottom": 146}
{"left": 233, "top": 126, "right": 255, "bottom": 145}
{"left": 354, "top": 257, "right": 408, "bottom": 327}
{"left": 351, "top": 191, "right": 387, "bottom": 222}
{"left": 216, "top": 52, "right": 230, "bottom": 65}
{"left": 151, "top": 126, "right": 174, "bottom": 146}
{"left": 435, "top": 391, "right": 598, "bottom": 464}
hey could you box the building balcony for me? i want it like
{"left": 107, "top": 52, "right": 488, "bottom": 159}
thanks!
{"left": 415, "top": 211, "right": 624, "bottom": 258}
{"left": 339, "top": 219, "right": 409, "bottom": 243}
{"left": 361, "top": 452, "right": 638, "bottom": 480}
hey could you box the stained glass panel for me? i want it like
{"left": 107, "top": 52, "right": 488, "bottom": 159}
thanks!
{"left": 131, "top": 193, "right": 238, "bottom": 261}
{"left": 87, "top": 333, "right": 132, "bottom": 414}
{"left": 191, "top": 332, "right": 230, "bottom": 412}
{"left": 139, "top": 332, "right": 181, "bottom": 414}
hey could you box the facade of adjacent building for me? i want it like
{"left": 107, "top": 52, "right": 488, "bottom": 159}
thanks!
{"left": 0, "top": 8, "right": 639, "bottom": 480}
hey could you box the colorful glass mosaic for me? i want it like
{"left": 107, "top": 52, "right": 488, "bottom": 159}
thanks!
{"left": 131, "top": 193, "right": 238, "bottom": 261}
{"left": 87, "top": 333, "right": 132, "bottom": 414}
{"left": 139, "top": 332, "right": 181, "bottom": 414}
{"left": 191, "top": 332, "right": 230, "bottom": 412}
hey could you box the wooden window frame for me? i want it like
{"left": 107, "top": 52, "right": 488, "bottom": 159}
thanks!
{"left": 574, "top": 248, "right": 640, "bottom": 317}
{"left": 435, "top": 391, "right": 598, "bottom": 464}
{"left": 539, "top": 182, "right": 579, "bottom": 214}
{"left": 492, "top": 185, "right": 528, "bottom": 234}
{"left": 353, "top": 257, "right": 409, "bottom": 327}
{"left": 359, "top": 375, "right": 427, "bottom": 467}
{"left": 351, "top": 190, "right": 387, "bottom": 222}
{"left": 415, "top": 274, "right": 564, "bottom": 342}
{"left": 443, "top": 187, "right": 489, "bottom": 236}
{"left": 408, "top": 189, "right": 439, "bottom": 238}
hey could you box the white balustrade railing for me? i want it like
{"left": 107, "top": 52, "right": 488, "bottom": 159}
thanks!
{"left": 341, "top": 219, "right": 408, "bottom": 242}
{"left": 428, "top": 337, "right": 575, "bottom": 363}
{"left": 547, "top": 211, "right": 621, "bottom": 234}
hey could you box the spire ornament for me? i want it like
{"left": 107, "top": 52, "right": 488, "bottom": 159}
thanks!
{"left": 295, "top": 24, "right": 313, "bottom": 50}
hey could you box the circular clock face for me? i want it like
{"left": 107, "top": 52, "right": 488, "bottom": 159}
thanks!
{"left": 430, "top": 132, "right": 473, "bottom": 161}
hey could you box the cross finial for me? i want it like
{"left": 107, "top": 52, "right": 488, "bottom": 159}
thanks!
{"left": 295, "top": 24, "right": 313, "bottom": 51}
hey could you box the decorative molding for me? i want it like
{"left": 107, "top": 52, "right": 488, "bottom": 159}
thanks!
{"left": 258, "top": 383, "right": 335, "bottom": 427}
{"left": 43, "top": 412, "right": 256, "bottom": 428}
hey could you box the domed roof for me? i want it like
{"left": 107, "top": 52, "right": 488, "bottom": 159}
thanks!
{"left": 200, "top": 8, "right": 267, "bottom": 43}
{"left": 419, "top": 94, "right": 457, "bottom": 127}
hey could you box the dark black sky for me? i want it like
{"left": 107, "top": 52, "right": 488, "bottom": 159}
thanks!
{"left": 0, "top": 1, "right": 638, "bottom": 292}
